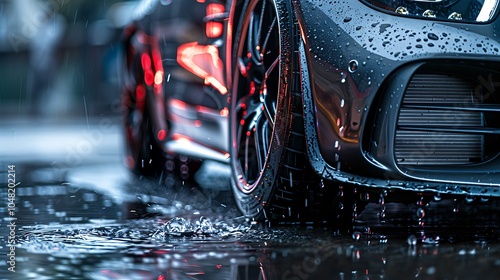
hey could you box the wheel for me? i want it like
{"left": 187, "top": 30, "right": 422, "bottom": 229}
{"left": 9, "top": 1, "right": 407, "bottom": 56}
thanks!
{"left": 230, "top": 0, "right": 306, "bottom": 222}
{"left": 122, "top": 44, "right": 166, "bottom": 178}
{"left": 230, "top": 0, "right": 363, "bottom": 225}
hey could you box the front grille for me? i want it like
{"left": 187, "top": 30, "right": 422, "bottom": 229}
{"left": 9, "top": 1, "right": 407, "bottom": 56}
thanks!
{"left": 395, "top": 73, "right": 500, "bottom": 166}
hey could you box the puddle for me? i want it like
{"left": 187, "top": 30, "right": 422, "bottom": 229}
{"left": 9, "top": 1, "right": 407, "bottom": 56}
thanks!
{"left": 1, "top": 162, "right": 499, "bottom": 279}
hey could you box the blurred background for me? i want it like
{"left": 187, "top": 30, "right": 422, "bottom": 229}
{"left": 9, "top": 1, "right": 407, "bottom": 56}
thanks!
{"left": 0, "top": 0, "right": 138, "bottom": 121}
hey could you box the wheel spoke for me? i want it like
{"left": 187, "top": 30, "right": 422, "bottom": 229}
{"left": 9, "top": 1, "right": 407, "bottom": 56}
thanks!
{"left": 260, "top": 16, "right": 276, "bottom": 60}
{"left": 237, "top": 95, "right": 270, "bottom": 182}
{"left": 238, "top": 57, "right": 248, "bottom": 78}
{"left": 261, "top": 96, "right": 275, "bottom": 127}
{"left": 260, "top": 56, "right": 279, "bottom": 126}
{"left": 263, "top": 56, "right": 279, "bottom": 85}
{"left": 256, "top": 0, "right": 266, "bottom": 53}
{"left": 254, "top": 112, "right": 268, "bottom": 172}
{"left": 244, "top": 132, "right": 251, "bottom": 179}
{"left": 247, "top": 15, "right": 261, "bottom": 66}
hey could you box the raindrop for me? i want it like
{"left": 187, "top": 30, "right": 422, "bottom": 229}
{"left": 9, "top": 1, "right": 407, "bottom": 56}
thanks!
{"left": 379, "top": 191, "right": 386, "bottom": 221}
{"left": 352, "top": 231, "right": 361, "bottom": 241}
{"left": 361, "top": 192, "right": 370, "bottom": 201}
{"left": 427, "top": 33, "right": 439, "bottom": 40}
{"left": 352, "top": 201, "right": 358, "bottom": 220}
{"left": 416, "top": 207, "right": 425, "bottom": 219}
{"left": 407, "top": 235, "right": 417, "bottom": 246}
{"left": 453, "top": 199, "right": 459, "bottom": 213}
{"left": 348, "top": 60, "right": 358, "bottom": 73}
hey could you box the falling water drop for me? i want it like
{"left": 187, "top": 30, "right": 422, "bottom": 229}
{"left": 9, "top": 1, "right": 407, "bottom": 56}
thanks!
{"left": 340, "top": 72, "right": 347, "bottom": 83}
{"left": 352, "top": 201, "right": 358, "bottom": 221}
{"left": 407, "top": 235, "right": 417, "bottom": 246}
{"left": 417, "top": 207, "right": 425, "bottom": 219}
{"left": 361, "top": 192, "right": 370, "bottom": 202}
{"left": 352, "top": 231, "right": 361, "bottom": 241}
{"left": 453, "top": 199, "right": 459, "bottom": 213}
{"left": 379, "top": 191, "right": 386, "bottom": 222}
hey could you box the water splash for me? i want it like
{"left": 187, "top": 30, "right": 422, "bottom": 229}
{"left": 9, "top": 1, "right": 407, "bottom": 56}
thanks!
{"left": 163, "top": 217, "right": 195, "bottom": 236}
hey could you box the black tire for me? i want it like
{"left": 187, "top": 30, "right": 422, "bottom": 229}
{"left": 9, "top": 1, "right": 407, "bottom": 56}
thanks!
{"left": 230, "top": 0, "right": 363, "bottom": 225}
{"left": 230, "top": 0, "right": 307, "bottom": 222}
{"left": 122, "top": 45, "right": 166, "bottom": 178}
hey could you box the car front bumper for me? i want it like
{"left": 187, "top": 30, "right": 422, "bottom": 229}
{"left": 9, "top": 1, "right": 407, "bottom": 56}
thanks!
{"left": 295, "top": 0, "right": 500, "bottom": 197}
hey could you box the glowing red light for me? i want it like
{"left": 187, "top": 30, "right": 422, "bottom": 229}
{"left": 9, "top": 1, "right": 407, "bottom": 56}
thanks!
{"left": 216, "top": 264, "right": 222, "bottom": 269}
{"left": 173, "top": 134, "right": 192, "bottom": 144}
{"left": 220, "top": 107, "right": 229, "bottom": 117}
{"left": 157, "top": 275, "right": 165, "bottom": 280}
{"left": 207, "top": 3, "right": 224, "bottom": 15}
{"left": 152, "top": 48, "right": 163, "bottom": 71}
{"left": 136, "top": 85, "right": 146, "bottom": 100}
{"left": 141, "top": 53, "right": 151, "bottom": 70}
{"left": 206, "top": 21, "right": 223, "bottom": 38}
{"left": 154, "top": 71, "right": 164, "bottom": 85}
{"left": 157, "top": 129, "right": 166, "bottom": 141}
{"left": 177, "top": 42, "right": 228, "bottom": 94}
{"left": 145, "top": 70, "right": 154, "bottom": 86}
{"left": 171, "top": 99, "right": 187, "bottom": 110}
{"left": 249, "top": 81, "right": 256, "bottom": 95}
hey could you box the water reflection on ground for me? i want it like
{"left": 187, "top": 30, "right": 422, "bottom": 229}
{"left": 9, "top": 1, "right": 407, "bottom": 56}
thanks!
{"left": 1, "top": 161, "right": 500, "bottom": 279}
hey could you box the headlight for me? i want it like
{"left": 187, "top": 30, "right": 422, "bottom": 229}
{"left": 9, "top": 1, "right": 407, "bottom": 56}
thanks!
{"left": 360, "top": 0, "right": 499, "bottom": 22}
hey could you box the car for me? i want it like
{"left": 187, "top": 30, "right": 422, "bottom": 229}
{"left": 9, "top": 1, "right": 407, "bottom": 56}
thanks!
{"left": 121, "top": 0, "right": 500, "bottom": 224}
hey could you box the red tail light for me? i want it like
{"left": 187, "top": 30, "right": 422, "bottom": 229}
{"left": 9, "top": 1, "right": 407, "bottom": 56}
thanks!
{"left": 205, "top": 3, "right": 225, "bottom": 38}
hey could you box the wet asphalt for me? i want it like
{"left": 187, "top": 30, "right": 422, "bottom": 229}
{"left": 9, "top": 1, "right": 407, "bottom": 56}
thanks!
{"left": 0, "top": 119, "right": 499, "bottom": 280}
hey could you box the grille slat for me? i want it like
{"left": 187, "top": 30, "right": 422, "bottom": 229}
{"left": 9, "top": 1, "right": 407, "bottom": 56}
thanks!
{"left": 398, "top": 126, "right": 500, "bottom": 135}
{"left": 403, "top": 103, "right": 500, "bottom": 112}
{"left": 395, "top": 73, "right": 486, "bottom": 166}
